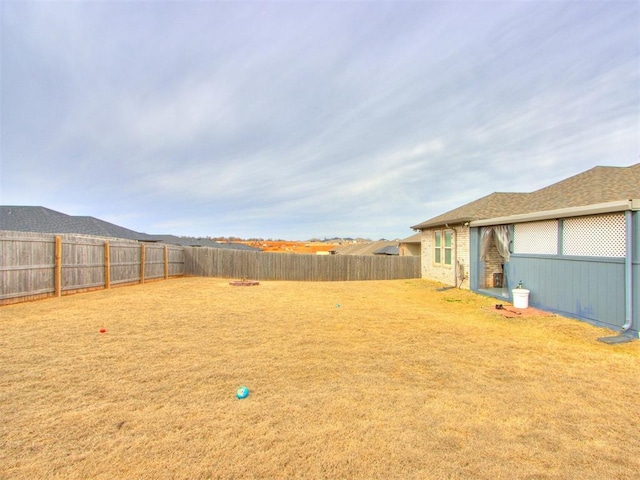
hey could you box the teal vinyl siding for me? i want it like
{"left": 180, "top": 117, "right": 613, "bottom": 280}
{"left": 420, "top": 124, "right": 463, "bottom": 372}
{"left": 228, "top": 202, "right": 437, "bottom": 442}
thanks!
{"left": 472, "top": 210, "right": 639, "bottom": 334}
{"left": 506, "top": 255, "right": 626, "bottom": 329}
{"left": 634, "top": 211, "right": 640, "bottom": 333}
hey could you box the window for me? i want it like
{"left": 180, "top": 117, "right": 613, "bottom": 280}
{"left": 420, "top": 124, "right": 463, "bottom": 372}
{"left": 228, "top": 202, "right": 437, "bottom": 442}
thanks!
{"left": 444, "top": 230, "right": 452, "bottom": 265}
{"left": 434, "top": 230, "right": 453, "bottom": 265}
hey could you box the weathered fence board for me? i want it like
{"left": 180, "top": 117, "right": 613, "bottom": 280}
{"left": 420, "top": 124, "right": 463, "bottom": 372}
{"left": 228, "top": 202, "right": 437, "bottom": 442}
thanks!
{"left": 167, "top": 245, "right": 185, "bottom": 277}
{"left": 1, "top": 231, "right": 185, "bottom": 305}
{"left": 183, "top": 247, "right": 420, "bottom": 281}
{"left": 62, "top": 236, "right": 106, "bottom": 290}
{"left": 144, "top": 244, "right": 166, "bottom": 280}
{"left": 0, "top": 232, "right": 56, "bottom": 300}
{"left": 109, "top": 242, "right": 142, "bottom": 285}
{"left": 1, "top": 232, "right": 419, "bottom": 304}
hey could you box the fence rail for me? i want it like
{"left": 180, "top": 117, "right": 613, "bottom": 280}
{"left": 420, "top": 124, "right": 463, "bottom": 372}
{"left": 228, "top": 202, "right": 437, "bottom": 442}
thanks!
{"left": 1, "top": 232, "right": 420, "bottom": 305}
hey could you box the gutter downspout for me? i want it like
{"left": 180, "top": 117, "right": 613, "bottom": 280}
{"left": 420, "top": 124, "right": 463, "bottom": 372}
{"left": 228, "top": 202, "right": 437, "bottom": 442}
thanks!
{"left": 621, "top": 209, "right": 633, "bottom": 332}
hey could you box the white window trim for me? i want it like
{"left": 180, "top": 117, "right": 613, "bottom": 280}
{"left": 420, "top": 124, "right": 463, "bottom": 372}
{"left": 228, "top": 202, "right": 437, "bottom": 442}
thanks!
{"left": 433, "top": 229, "right": 454, "bottom": 268}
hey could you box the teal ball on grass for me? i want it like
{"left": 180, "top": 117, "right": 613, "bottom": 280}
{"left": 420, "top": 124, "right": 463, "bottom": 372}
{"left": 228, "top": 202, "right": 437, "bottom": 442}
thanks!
{"left": 236, "top": 386, "right": 249, "bottom": 399}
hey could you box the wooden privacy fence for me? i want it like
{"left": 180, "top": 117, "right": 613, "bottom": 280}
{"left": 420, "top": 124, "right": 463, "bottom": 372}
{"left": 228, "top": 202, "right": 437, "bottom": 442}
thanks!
{"left": 184, "top": 247, "right": 421, "bottom": 281}
{"left": 1, "top": 233, "right": 420, "bottom": 305}
{"left": 0, "top": 231, "right": 185, "bottom": 305}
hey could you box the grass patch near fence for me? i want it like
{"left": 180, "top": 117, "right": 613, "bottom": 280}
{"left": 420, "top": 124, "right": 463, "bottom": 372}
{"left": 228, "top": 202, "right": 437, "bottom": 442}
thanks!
{"left": 1, "top": 277, "right": 639, "bottom": 479}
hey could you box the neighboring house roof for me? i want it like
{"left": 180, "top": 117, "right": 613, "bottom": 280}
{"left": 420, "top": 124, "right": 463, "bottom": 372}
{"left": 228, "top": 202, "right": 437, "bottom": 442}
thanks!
{"left": 148, "top": 234, "right": 214, "bottom": 247}
{"left": 399, "top": 233, "right": 421, "bottom": 244}
{"left": 212, "top": 242, "right": 262, "bottom": 252}
{"left": 150, "top": 234, "right": 261, "bottom": 251}
{"left": 412, "top": 163, "right": 640, "bottom": 230}
{"left": 0, "top": 206, "right": 156, "bottom": 241}
{"left": 373, "top": 245, "right": 399, "bottom": 255}
{"left": 332, "top": 240, "right": 398, "bottom": 256}
{"left": 0, "top": 206, "right": 262, "bottom": 251}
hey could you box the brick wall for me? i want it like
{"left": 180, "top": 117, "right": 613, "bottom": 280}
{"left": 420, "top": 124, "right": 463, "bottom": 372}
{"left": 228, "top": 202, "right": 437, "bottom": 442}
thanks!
{"left": 482, "top": 241, "right": 505, "bottom": 288}
{"left": 456, "top": 226, "right": 470, "bottom": 289}
{"left": 420, "top": 224, "right": 471, "bottom": 289}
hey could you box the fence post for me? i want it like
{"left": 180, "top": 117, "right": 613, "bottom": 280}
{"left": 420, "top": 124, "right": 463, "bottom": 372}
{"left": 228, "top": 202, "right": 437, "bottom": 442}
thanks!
{"left": 54, "top": 236, "right": 62, "bottom": 297}
{"left": 140, "top": 243, "right": 146, "bottom": 284}
{"left": 104, "top": 241, "right": 111, "bottom": 289}
{"left": 164, "top": 245, "right": 169, "bottom": 279}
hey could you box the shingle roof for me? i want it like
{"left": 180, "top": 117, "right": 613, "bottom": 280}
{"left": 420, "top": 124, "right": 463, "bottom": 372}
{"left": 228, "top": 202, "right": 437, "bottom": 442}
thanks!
{"left": 0, "top": 206, "right": 155, "bottom": 241}
{"left": 373, "top": 245, "right": 399, "bottom": 255}
{"left": 210, "top": 242, "right": 262, "bottom": 252}
{"left": 149, "top": 234, "right": 261, "bottom": 251}
{"left": 527, "top": 164, "right": 640, "bottom": 211}
{"left": 147, "top": 234, "right": 214, "bottom": 247}
{"left": 0, "top": 206, "right": 262, "bottom": 251}
{"left": 399, "top": 233, "right": 421, "bottom": 244}
{"left": 412, "top": 192, "right": 530, "bottom": 229}
{"left": 332, "top": 240, "right": 398, "bottom": 256}
{"left": 412, "top": 163, "right": 640, "bottom": 230}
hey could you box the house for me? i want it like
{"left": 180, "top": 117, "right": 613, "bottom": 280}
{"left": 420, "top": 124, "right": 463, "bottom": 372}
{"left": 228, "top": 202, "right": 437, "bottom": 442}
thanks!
{"left": 0, "top": 206, "right": 261, "bottom": 251}
{"left": 372, "top": 245, "right": 399, "bottom": 256}
{"left": 410, "top": 192, "right": 530, "bottom": 288}
{"left": 0, "top": 206, "right": 156, "bottom": 241}
{"left": 411, "top": 163, "right": 640, "bottom": 336}
{"left": 331, "top": 240, "right": 399, "bottom": 256}
{"left": 398, "top": 232, "right": 422, "bottom": 257}
{"left": 148, "top": 234, "right": 261, "bottom": 251}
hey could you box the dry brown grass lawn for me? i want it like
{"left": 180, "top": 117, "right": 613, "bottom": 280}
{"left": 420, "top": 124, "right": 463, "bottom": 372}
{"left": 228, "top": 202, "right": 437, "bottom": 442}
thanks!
{"left": 1, "top": 277, "right": 639, "bottom": 479}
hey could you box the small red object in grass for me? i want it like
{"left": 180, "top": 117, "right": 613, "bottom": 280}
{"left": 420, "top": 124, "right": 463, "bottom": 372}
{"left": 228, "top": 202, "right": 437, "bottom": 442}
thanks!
{"left": 100, "top": 328, "right": 107, "bottom": 333}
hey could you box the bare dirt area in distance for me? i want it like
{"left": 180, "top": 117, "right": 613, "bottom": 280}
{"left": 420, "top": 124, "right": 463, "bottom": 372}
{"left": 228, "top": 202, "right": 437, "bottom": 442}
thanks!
{"left": 242, "top": 240, "right": 338, "bottom": 254}
{"left": 1, "top": 278, "right": 639, "bottom": 479}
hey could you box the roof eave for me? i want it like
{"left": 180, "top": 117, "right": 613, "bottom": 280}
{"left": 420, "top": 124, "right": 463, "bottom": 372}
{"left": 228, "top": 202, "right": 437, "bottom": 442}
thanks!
{"left": 411, "top": 217, "right": 476, "bottom": 231}
{"left": 470, "top": 199, "right": 640, "bottom": 227}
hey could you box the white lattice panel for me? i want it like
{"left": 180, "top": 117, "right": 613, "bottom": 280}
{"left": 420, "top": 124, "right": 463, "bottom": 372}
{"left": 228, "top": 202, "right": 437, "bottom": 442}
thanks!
{"left": 513, "top": 220, "right": 558, "bottom": 254}
{"left": 563, "top": 214, "right": 626, "bottom": 257}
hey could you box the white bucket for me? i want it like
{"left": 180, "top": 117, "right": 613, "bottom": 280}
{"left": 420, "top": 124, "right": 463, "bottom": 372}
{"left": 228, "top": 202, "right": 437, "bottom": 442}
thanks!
{"left": 512, "top": 289, "right": 530, "bottom": 309}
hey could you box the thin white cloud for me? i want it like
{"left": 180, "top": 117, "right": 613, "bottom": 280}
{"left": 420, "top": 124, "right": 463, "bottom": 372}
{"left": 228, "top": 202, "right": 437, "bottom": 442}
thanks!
{"left": 1, "top": 1, "right": 638, "bottom": 239}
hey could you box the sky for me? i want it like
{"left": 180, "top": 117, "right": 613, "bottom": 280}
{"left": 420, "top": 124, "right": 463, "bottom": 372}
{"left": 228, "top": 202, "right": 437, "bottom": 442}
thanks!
{"left": 1, "top": 1, "right": 638, "bottom": 240}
